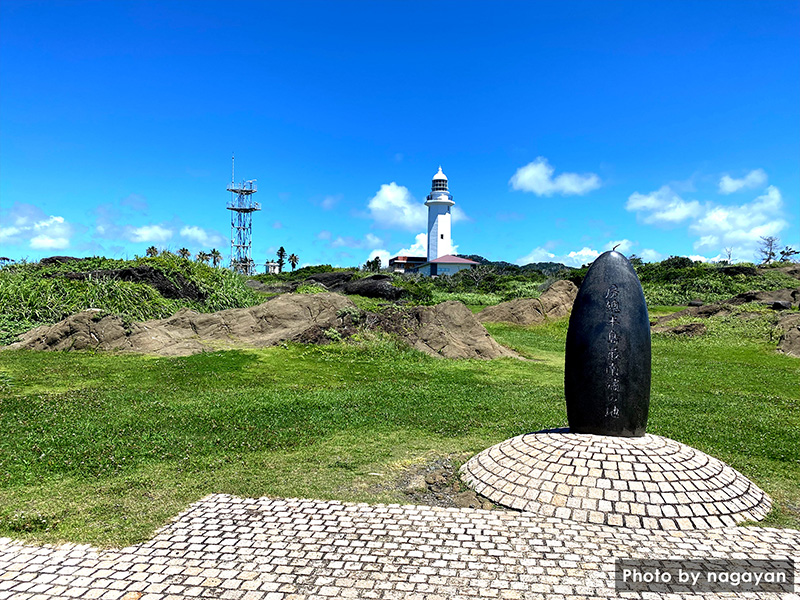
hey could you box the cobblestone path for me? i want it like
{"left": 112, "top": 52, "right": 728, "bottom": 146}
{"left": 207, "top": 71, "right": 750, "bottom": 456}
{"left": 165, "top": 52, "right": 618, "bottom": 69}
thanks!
{"left": 1, "top": 494, "right": 798, "bottom": 599}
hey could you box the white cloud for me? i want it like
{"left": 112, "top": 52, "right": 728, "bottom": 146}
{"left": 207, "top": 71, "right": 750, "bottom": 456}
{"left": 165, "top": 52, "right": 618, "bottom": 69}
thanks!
{"left": 566, "top": 247, "right": 601, "bottom": 266}
{"left": 604, "top": 239, "right": 634, "bottom": 254}
{"left": 516, "top": 245, "right": 600, "bottom": 267}
{"left": 510, "top": 157, "right": 601, "bottom": 196}
{"left": 640, "top": 248, "right": 663, "bottom": 262}
{"left": 393, "top": 232, "right": 428, "bottom": 257}
{"left": 628, "top": 178, "right": 789, "bottom": 260}
{"left": 718, "top": 169, "right": 767, "bottom": 195}
{"left": 34, "top": 215, "right": 65, "bottom": 230}
{"left": 367, "top": 249, "right": 391, "bottom": 266}
{"left": 0, "top": 226, "right": 21, "bottom": 243}
{"left": 128, "top": 224, "right": 173, "bottom": 243}
{"left": 317, "top": 230, "right": 332, "bottom": 240}
{"left": 452, "top": 206, "right": 470, "bottom": 223}
{"left": 331, "top": 236, "right": 356, "bottom": 248}
{"left": 321, "top": 195, "right": 341, "bottom": 210}
{"left": 365, "top": 233, "right": 383, "bottom": 246}
{"left": 0, "top": 204, "right": 75, "bottom": 250}
{"left": 331, "top": 233, "right": 384, "bottom": 249}
{"left": 690, "top": 185, "right": 787, "bottom": 253}
{"left": 180, "top": 225, "right": 224, "bottom": 247}
{"left": 516, "top": 247, "right": 557, "bottom": 264}
{"left": 367, "top": 182, "right": 426, "bottom": 231}
{"left": 370, "top": 231, "right": 461, "bottom": 264}
{"left": 517, "top": 239, "right": 658, "bottom": 267}
{"left": 626, "top": 186, "right": 702, "bottom": 225}
{"left": 30, "top": 235, "right": 70, "bottom": 249}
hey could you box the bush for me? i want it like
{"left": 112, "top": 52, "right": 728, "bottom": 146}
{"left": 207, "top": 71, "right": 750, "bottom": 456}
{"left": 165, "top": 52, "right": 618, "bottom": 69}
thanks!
{"left": 637, "top": 259, "right": 798, "bottom": 305}
{"left": 251, "top": 264, "right": 357, "bottom": 283}
{"left": 0, "top": 254, "right": 263, "bottom": 344}
{"left": 295, "top": 283, "right": 327, "bottom": 294}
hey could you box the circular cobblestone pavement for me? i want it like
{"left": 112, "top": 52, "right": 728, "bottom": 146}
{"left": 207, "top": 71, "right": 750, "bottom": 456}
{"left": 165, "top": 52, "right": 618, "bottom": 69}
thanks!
{"left": 460, "top": 432, "right": 772, "bottom": 531}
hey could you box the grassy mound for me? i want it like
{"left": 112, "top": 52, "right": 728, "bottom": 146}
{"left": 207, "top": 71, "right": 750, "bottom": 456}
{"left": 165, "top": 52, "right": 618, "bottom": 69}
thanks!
{"left": 637, "top": 261, "right": 798, "bottom": 306}
{"left": 0, "top": 254, "right": 263, "bottom": 345}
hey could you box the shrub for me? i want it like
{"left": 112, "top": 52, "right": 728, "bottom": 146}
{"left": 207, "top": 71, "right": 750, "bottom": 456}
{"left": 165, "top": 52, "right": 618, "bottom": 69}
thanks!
{"left": 295, "top": 283, "right": 327, "bottom": 294}
{"left": 0, "top": 254, "right": 263, "bottom": 344}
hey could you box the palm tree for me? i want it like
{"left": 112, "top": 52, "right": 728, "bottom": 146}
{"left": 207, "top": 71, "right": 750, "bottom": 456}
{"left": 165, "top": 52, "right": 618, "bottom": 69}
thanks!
{"left": 210, "top": 248, "right": 222, "bottom": 268}
{"left": 178, "top": 248, "right": 190, "bottom": 259}
{"left": 288, "top": 253, "right": 299, "bottom": 271}
{"left": 276, "top": 246, "right": 287, "bottom": 273}
{"left": 145, "top": 246, "right": 158, "bottom": 257}
{"left": 196, "top": 251, "right": 210, "bottom": 265}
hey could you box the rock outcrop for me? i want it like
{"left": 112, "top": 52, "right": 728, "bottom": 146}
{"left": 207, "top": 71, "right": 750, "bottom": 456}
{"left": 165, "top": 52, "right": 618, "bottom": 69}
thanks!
{"left": 777, "top": 313, "right": 800, "bottom": 358}
{"left": 406, "top": 302, "right": 519, "bottom": 359}
{"left": 343, "top": 275, "right": 405, "bottom": 301}
{"left": 8, "top": 293, "right": 354, "bottom": 356}
{"left": 7, "top": 293, "right": 517, "bottom": 360}
{"left": 477, "top": 280, "right": 578, "bottom": 325}
{"left": 655, "top": 287, "right": 800, "bottom": 326}
{"left": 247, "top": 272, "right": 407, "bottom": 301}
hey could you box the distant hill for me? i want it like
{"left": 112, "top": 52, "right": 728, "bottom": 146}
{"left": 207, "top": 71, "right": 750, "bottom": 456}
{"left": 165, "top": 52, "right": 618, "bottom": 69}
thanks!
{"left": 458, "top": 254, "right": 570, "bottom": 276}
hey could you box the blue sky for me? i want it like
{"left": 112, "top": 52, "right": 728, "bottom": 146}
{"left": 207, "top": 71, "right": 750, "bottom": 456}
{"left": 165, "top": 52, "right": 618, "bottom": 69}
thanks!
{"left": 1, "top": 0, "right": 798, "bottom": 269}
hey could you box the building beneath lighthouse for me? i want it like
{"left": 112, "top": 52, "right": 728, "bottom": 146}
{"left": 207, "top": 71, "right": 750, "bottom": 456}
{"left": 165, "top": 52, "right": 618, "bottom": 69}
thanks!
{"left": 388, "top": 166, "right": 478, "bottom": 276}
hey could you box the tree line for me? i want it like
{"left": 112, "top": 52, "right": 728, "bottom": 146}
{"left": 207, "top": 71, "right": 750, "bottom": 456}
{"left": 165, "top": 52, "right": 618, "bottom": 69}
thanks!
{"left": 145, "top": 245, "right": 223, "bottom": 267}
{"left": 274, "top": 246, "right": 299, "bottom": 272}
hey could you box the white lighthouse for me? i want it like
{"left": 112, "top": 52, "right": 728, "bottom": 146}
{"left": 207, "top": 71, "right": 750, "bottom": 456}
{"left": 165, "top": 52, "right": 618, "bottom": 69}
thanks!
{"left": 425, "top": 166, "right": 455, "bottom": 261}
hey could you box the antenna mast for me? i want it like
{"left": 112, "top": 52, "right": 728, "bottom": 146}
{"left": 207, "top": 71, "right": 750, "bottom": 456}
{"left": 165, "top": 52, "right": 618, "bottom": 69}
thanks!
{"left": 226, "top": 157, "right": 260, "bottom": 275}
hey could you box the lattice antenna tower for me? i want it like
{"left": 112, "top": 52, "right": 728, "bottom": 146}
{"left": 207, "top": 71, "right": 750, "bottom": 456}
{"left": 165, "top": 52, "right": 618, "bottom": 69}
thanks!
{"left": 226, "top": 154, "right": 261, "bottom": 275}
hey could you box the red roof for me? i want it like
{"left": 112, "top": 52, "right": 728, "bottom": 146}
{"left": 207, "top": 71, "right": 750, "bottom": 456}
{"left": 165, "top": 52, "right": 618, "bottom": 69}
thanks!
{"left": 389, "top": 255, "right": 426, "bottom": 262}
{"left": 428, "top": 255, "right": 479, "bottom": 265}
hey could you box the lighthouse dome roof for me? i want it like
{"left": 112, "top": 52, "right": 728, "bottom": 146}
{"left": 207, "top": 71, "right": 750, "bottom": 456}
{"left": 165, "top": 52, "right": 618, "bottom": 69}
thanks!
{"left": 432, "top": 166, "right": 448, "bottom": 181}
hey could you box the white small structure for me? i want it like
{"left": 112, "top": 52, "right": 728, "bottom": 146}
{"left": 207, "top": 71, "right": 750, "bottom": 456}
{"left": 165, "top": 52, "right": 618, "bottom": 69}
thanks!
{"left": 265, "top": 261, "right": 280, "bottom": 274}
{"left": 425, "top": 166, "right": 455, "bottom": 261}
{"left": 416, "top": 254, "right": 479, "bottom": 277}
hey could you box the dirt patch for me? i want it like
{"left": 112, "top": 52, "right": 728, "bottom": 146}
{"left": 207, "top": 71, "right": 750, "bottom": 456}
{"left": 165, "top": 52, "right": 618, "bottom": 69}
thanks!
{"left": 376, "top": 455, "right": 500, "bottom": 510}
{"left": 6, "top": 293, "right": 518, "bottom": 360}
{"left": 477, "top": 280, "right": 578, "bottom": 326}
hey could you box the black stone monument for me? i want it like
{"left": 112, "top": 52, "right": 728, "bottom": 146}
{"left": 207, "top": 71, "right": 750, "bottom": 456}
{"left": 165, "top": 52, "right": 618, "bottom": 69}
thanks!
{"left": 565, "top": 251, "right": 650, "bottom": 436}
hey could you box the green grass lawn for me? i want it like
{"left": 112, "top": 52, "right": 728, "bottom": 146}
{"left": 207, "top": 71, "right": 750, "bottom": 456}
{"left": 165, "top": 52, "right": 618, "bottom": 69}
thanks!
{"left": 0, "top": 312, "right": 797, "bottom": 547}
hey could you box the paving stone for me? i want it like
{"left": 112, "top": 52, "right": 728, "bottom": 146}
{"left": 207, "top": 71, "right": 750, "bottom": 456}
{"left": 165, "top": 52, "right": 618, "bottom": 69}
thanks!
{"left": 0, "top": 494, "right": 798, "bottom": 599}
{"left": 460, "top": 433, "right": 772, "bottom": 530}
